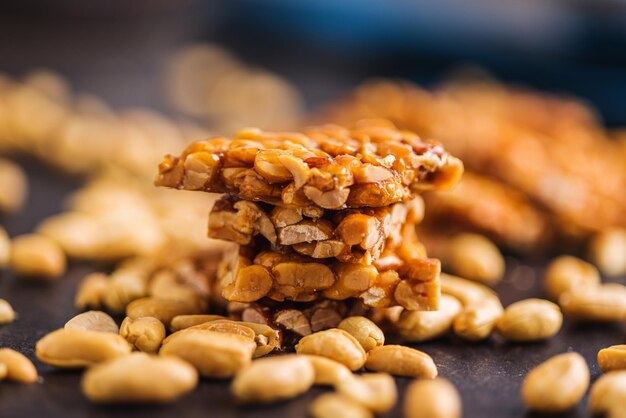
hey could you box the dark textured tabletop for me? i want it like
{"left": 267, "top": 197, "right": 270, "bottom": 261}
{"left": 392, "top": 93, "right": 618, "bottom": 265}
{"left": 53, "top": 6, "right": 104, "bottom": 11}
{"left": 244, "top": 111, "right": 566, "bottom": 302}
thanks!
{"left": 1, "top": 7, "right": 625, "bottom": 418}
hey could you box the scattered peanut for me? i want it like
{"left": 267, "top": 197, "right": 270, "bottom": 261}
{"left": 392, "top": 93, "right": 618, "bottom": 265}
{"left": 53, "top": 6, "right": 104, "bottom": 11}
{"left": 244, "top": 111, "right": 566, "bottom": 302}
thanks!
{"left": 295, "top": 328, "right": 366, "bottom": 371}
{"left": 588, "top": 227, "right": 626, "bottom": 277}
{"left": 0, "top": 226, "right": 10, "bottom": 268}
{"left": 81, "top": 353, "right": 197, "bottom": 403}
{"left": 10, "top": 233, "right": 66, "bottom": 279}
{"left": 74, "top": 273, "right": 108, "bottom": 310}
{"left": 36, "top": 328, "right": 131, "bottom": 368}
{"left": 446, "top": 233, "right": 505, "bottom": 284}
{"left": 337, "top": 373, "right": 397, "bottom": 414}
{"left": 404, "top": 378, "right": 462, "bottom": 418}
{"left": 496, "top": 298, "right": 562, "bottom": 342}
{"left": 170, "top": 314, "right": 226, "bottom": 331}
{"left": 559, "top": 283, "right": 626, "bottom": 322}
{"left": 160, "top": 329, "right": 255, "bottom": 378}
{"left": 598, "top": 345, "right": 626, "bottom": 373}
{"left": 301, "top": 355, "right": 352, "bottom": 386}
{"left": 0, "top": 158, "right": 28, "bottom": 213}
{"left": 126, "top": 297, "right": 199, "bottom": 325}
{"left": 65, "top": 311, "right": 119, "bottom": 334}
{"left": 310, "top": 393, "right": 373, "bottom": 418}
{"left": 396, "top": 294, "right": 462, "bottom": 342}
{"left": 543, "top": 255, "right": 600, "bottom": 301}
{"left": 588, "top": 370, "right": 626, "bottom": 418}
{"left": 120, "top": 316, "right": 166, "bottom": 353}
{"left": 365, "top": 345, "right": 437, "bottom": 379}
{"left": 337, "top": 316, "right": 384, "bottom": 352}
{"left": 0, "top": 298, "right": 16, "bottom": 324}
{"left": 0, "top": 348, "right": 38, "bottom": 383}
{"left": 521, "top": 352, "right": 589, "bottom": 413}
{"left": 231, "top": 355, "right": 315, "bottom": 403}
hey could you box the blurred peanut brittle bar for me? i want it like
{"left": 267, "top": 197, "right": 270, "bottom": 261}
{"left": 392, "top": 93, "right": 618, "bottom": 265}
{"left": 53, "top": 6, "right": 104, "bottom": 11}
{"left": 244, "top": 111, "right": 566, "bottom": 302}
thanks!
{"left": 217, "top": 244, "right": 440, "bottom": 311}
{"left": 156, "top": 120, "right": 463, "bottom": 209}
{"left": 208, "top": 195, "right": 424, "bottom": 264}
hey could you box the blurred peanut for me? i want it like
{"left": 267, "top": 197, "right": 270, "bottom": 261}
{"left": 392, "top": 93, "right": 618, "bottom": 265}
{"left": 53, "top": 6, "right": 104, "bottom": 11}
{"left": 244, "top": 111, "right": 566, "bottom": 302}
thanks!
{"left": 337, "top": 373, "right": 397, "bottom": 414}
{"left": 0, "top": 158, "right": 28, "bottom": 213}
{"left": 521, "top": 352, "right": 589, "bottom": 413}
{"left": 496, "top": 298, "right": 562, "bottom": 342}
{"left": 295, "top": 328, "right": 366, "bottom": 371}
{"left": 0, "top": 298, "right": 16, "bottom": 324}
{"left": 169, "top": 314, "right": 226, "bottom": 331}
{"left": 0, "top": 226, "right": 10, "bottom": 268}
{"left": 396, "top": 294, "right": 462, "bottom": 342}
{"left": 589, "top": 227, "right": 626, "bottom": 277}
{"left": 120, "top": 316, "right": 166, "bottom": 353}
{"left": 559, "top": 283, "right": 626, "bottom": 322}
{"left": 10, "top": 233, "right": 66, "bottom": 279}
{"left": 446, "top": 233, "right": 505, "bottom": 284}
{"left": 404, "top": 378, "right": 462, "bottom": 418}
{"left": 365, "top": 345, "right": 437, "bottom": 379}
{"left": 598, "top": 345, "right": 626, "bottom": 373}
{"left": 0, "top": 348, "right": 38, "bottom": 383}
{"left": 543, "top": 255, "right": 600, "bottom": 301}
{"left": 309, "top": 393, "right": 373, "bottom": 418}
{"left": 74, "top": 273, "right": 109, "bottom": 310}
{"left": 126, "top": 297, "right": 199, "bottom": 325}
{"left": 231, "top": 355, "right": 314, "bottom": 403}
{"left": 588, "top": 370, "right": 626, "bottom": 418}
{"left": 301, "top": 355, "right": 352, "bottom": 386}
{"left": 337, "top": 316, "right": 384, "bottom": 352}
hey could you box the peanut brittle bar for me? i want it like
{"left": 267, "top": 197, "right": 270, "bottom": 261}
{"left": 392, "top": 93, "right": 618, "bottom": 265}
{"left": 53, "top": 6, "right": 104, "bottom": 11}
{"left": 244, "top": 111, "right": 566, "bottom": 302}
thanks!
{"left": 208, "top": 194, "right": 424, "bottom": 264}
{"left": 217, "top": 245, "right": 440, "bottom": 311}
{"left": 156, "top": 120, "right": 463, "bottom": 209}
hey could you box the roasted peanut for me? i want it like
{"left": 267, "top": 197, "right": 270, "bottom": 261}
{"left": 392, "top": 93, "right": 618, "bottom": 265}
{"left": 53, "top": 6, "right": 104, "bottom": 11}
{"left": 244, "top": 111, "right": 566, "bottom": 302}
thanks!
{"left": 496, "top": 298, "right": 562, "bottom": 342}
{"left": 74, "top": 273, "right": 108, "bottom": 310}
{"left": 148, "top": 270, "right": 205, "bottom": 310}
{"left": 65, "top": 310, "right": 119, "bottom": 334}
{"left": 36, "top": 328, "right": 131, "bottom": 368}
{"left": 543, "top": 255, "right": 600, "bottom": 301}
{"left": 365, "top": 345, "right": 437, "bottom": 379}
{"left": 0, "top": 158, "right": 28, "bottom": 213}
{"left": 337, "top": 316, "right": 384, "bottom": 352}
{"left": 300, "top": 354, "right": 352, "bottom": 386}
{"left": 588, "top": 370, "right": 626, "bottom": 417}
{"left": 309, "top": 393, "right": 373, "bottom": 418}
{"left": 598, "top": 345, "right": 626, "bottom": 373}
{"left": 120, "top": 316, "right": 166, "bottom": 353}
{"left": 165, "top": 321, "right": 256, "bottom": 342}
{"left": 0, "top": 298, "right": 16, "bottom": 324}
{"left": 521, "top": 352, "right": 589, "bottom": 413}
{"left": 296, "top": 328, "right": 366, "bottom": 371}
{"left": 589, "top": 227, "right": 626, "bottom": 277}
{"left": 396, "top": 294, "right": 462, "bottom": 342}
{"left": 0, "top": 348, "right": 38, "bottom": 383}
{"left": 160, "top": 329, "right": 255, "bottom": 378}
{"left": 446, "top": 233, "right": 505, "bottom": 284}
{"left": 404, "top": 378, "right": 462, "bottom": 418}
{"left": 231, "top": 355, "right": 315, "bottom": 403}
{"left": 337, "top": 373, "right": 397, "bottom": 414}
{"left": 103, "top": 269, "right": 148, "bottom": 313}
{"left": 170, "top": 314, "right": 226, "bottom": 331}
{"left": 10, "top": 233, "right": 66, "bottom": 279}
{"left": 323, "top": 264, "right": 376, "bottom": 300}
{"left": 0, "top": 226, "right": 10, "bottom": 268}
{"left": 81, "top": 353, "right": 197, "bottom": 403}
{"left": 126, "top": 297, "right": 198, "bottom": 325}
{"left": 559, "top": 283, "right": 626, "bottom": 322}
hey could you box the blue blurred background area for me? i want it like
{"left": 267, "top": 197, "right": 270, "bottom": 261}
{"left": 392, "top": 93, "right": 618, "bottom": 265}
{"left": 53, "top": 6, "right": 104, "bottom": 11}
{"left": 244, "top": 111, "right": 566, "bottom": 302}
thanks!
{"left": 1, "top": 0, "right": 626, "bottom": 122}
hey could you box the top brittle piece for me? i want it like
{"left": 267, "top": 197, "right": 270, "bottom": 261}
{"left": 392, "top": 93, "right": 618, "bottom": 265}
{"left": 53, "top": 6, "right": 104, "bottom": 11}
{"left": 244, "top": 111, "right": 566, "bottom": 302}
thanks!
{"left": 155, "top": 120, "right": 463, "bottom": 209}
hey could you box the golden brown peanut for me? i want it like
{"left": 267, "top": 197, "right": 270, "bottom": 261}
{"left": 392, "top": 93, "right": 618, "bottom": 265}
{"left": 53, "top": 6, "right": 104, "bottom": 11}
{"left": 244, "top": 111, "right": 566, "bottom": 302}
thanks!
{"left": 160, "top": 329, "right": 255, "bottom": 378}
{"left": 231, "top": 355, "right": 315, "bottom": 403}
{"left": 588, "top": 370, "right": 626, "bottom": 417}
{"left": 167, "top": 321, "right": 256, "bottom": 342}
{"left": 74, "top": 273, "right": 108, "bottom": 310}
{"left": 65, "top": 311, "right": 119, "bottom": 334}
{"left": 543, "top": 255, "right": 600, "bottom": 301}
{"left": 446, "top": 233, "right": 505, "bottom": 284}
{"left": 396, "top": 294, "right": 462, "bottom": 342}
{"left": 0, "top": 298, "right": 16, "bottom": 324}
{"left": 337, "top": 373, "right": 397, "bottom": 414}
{"left": 0, "top": 226, "right": 10, "bottom": 268}
{"left": 295, "top": 328, "right": 366, "bottom": 371}
{"left": 337, "top": 316, "right": 384, "bottom": 352}
{"left": 365, "top": 345, "right": 437, "bottom": 379}
{"left": 35, "top": 328, "right": 131, "bottom": 368}
{"left": 103, "top": 270, "right": 148, "bottom": 313}
{"left": 10, "top": 233, "right": 66, "bottom": 279}
{"left": 310, "top": 393, "right": 373, "bottom": 418}
{"left": 598, "top": 345, "right": 626, "bottom": 373}
{"left": 120, "top": 317, "right": 166, "bottom": 353}
{"left": 81, "top": 353, "right": 197, "bottom": 403}
{"left": 521, "top": 352, "right": 589, "bottom": 413}
{"left": 559, "top": 283, "right": 626, "bottom": 322}
{"left": 0, "top": 158, "right": 28, "bottom": 213}
{"left": 126, "top": 297, "right": 199, "bottom": 325}
{"left": 496, "top": 299, "right": 562, "bottom": 342}
{"left": 0, "top": 348, "right": 38, "bottom": 383}
{"left": 300, "top": 355, "right": 352, "bottom": 386}
{"left": 589, "top": 227, "right": 626, "bottom": 277}
{"left": 404, "top": 378, "right": 462, "bottom": 418}
{"left": 170, "top": 314, "right": 227, "bottom": 331}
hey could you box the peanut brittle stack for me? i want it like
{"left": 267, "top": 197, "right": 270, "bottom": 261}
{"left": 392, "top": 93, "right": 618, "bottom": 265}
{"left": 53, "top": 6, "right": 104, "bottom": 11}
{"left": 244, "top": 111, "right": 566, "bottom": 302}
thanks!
{"left": 155, "top": 119, "right": 463, "bottom": 333}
